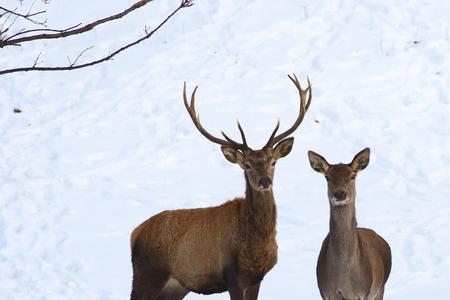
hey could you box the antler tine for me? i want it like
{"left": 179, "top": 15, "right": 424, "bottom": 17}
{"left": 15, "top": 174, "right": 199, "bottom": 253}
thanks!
{"left": 219, "top": 120, "right": 249, "bottom": 150}
{"left": 305, "top": 76, "right": 312, "bottom": 111}
{"left": 220, "top": 131, "right": 244, "bottom": 149}
{"left": 267, "top": 73, "right": 312, "bottom": 147}
{"left": 236, "top": 120, "right": 248, "bottom": 148}
{"left": 263, "top": 119, "right": 280, "bottom": 149}
{"left": 183, "top": 82, "right": 249, "bottom": 150}
{"left": 183, "top": 82, "right": 229, "bottom": 146}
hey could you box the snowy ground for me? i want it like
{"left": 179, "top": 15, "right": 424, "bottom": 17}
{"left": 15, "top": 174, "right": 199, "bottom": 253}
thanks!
{"left": 1, "top": 0, "right": 449, "bottom": 299}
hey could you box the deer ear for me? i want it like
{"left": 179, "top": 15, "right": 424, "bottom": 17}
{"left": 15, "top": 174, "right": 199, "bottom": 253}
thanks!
{"left": 350, "top": 147, "right": 370, "bottom": 172}
{"left": 273, "top": 137, "right": 294, "bottom": 159}
{"left": 221, "top": 146, "right": 245, "bottom": 164}
{"left": 308, "top": 150, "right": 329, "bottom": 174}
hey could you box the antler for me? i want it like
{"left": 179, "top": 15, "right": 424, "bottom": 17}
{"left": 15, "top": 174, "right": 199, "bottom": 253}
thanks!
{"left": 183, "top": 82, "right": 250, "bottom": 151}
{"left": 263, "top": 73, "right": 312, "bottom": 148}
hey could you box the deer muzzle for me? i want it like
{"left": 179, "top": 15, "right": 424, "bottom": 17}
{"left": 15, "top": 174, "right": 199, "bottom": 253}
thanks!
{"left": 333, "top": 191, "right": 347, "bottom": 202}
{"left": 258, "top": 177, "right": 272, "bottom": 190}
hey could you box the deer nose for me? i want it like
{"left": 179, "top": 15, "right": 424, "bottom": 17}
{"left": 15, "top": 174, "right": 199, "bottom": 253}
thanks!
{"left": 334, "top": 191, "right": 347, "bottom": 201}
{"left": 258, "top": 177, "right": 272, "bottom": 189}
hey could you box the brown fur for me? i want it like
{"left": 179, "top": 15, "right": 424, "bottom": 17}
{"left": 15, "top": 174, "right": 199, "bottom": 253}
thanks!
{"left": 309, "top": 149, "right": 392, "bottom": 300}
{"left": 131, "top": 141, "right": 295, "bottom": 300}
{"left": 130, "top": 76, "right": 308, "bottom": 299}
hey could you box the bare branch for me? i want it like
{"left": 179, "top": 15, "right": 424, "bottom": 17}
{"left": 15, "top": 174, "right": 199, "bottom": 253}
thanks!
{"left": 1, "top": 10, "right": 18, "bottom": 39}
{"left": 1, "top": 0, "right": 157, "bottom": 47}
{"left": 0, "top": 0, "right": 194, "bottom": 75}
{"left": 32, "top": 51, "right": 42, "bottom": 67}
{"left": 4, "top": 23, "right": 82, "bottom": 42}
{"left": 0, "top": 5, "right": 46, "bottom": 26}
{"left": 70, "top": 46, "right": 94, "bottom": 66}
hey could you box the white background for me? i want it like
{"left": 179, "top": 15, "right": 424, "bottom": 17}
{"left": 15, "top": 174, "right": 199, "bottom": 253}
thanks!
{"left": 1, "top": 0, "right": 449, "bottom": 299}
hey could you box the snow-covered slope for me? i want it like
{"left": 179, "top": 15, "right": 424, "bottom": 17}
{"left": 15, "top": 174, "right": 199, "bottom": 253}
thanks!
{"left": 1, "top": 0, "right": 449, "bottom": 299}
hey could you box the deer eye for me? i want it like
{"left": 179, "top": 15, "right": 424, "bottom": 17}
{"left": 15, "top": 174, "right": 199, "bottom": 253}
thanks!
{"left": 244, "top": 163, "right": 252, "bottom": 169}
{"left": 350, "top": 174, "right": 356, "bottom": 180}
{"left": 271, "top": 161, "right": 276, "bottom": 166}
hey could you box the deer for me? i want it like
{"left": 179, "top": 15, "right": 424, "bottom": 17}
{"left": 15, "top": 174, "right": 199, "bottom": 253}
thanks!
{"left": 308, "top": 148, "right": 392, "bottom": 300}
{"left": 130, "top": 74, "right": 312, "bottom": 300}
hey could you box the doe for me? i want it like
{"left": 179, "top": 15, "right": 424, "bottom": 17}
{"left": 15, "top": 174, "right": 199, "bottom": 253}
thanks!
{"left": 130, "top": 74, "right": 312, "bottom": 300}
{"left": 308, "top": 148, "right": 391, "bottom": 300}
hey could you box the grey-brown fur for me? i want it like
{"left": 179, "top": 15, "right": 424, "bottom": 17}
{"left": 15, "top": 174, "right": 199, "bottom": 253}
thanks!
{"left": 308, "top": 148, "right": 391, "bottom": 300}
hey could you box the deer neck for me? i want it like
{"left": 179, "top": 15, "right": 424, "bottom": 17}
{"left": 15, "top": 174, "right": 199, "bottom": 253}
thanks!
{"left": 242, "top": 173, "right": 277, "bottom": 238}
{"left": 328, "top": 199, "right": 359, "bottom": 259}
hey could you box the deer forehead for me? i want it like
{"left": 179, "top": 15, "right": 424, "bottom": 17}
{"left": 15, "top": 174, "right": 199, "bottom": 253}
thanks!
{"left": 245, "top": 150, "right": 274, "bottom": 162}
{"left": 327, "top": 164, "right": 355, "bottom": 182}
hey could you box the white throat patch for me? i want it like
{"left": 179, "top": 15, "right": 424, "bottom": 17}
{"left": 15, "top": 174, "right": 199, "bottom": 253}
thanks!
{"left": 330, "top": 197, "right": 350, "bottom": 207}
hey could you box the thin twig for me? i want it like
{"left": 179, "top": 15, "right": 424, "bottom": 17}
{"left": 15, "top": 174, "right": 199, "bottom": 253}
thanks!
{"left": 32, "top": 51, "right": 42, "bottom": 67}
{"left": 0, "top": 6, "right": 46, "bottom": 26}
{"left": 0, "top": 0, "right": 194, "bottom": 75}
{"left": 0, "top": 10, "right": 17, "bottom": 38}
{"left": 70, "top": 46, "right": 94, "bottom": 66}
{"left": 2, "top": 0, "right": 155, "bottom": 47}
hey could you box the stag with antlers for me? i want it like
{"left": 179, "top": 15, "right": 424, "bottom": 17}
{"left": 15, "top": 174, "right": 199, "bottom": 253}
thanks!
{"left": 130, "top": 74, "right": 312, "bottom": 300}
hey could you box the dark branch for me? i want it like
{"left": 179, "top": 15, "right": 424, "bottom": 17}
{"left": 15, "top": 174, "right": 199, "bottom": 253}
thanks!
{"left": 3, "top": 23, "right": 82, "bottom": 43}
{"left": 1, "top": 0, "right": 157, "bottom": 47}
{"left": 32, "top": 51, "right": 42, "bottom": 67}
{"left": 72, "top": 46, "right": 94, "bottom": 66}
{"left": 0, "top": 5, "right": 47, "bottom": 26}
{"left": 0, "top": 0, "right": 194, "bottom": 75}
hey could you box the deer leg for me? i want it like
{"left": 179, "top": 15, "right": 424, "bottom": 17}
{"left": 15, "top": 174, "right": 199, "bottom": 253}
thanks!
{"left": 130, "top": 267, "right": 168, "bottom": 300}
{"left": 228, "top": 286, "right": 245, "bottom": 300}
{"left": 130, "top": 271, "right": 167, "bottom": 300}
{"left": 157, "top": 288, "right": 188, "bottom": 300}
{"left": 156, "top": 277, "right": 189, "bottom": 300}
{"left": 373, "top": 287, "right": 384, "bottom": 300}
{"left": 245, "top": 282, "right": 261, "bottom": 300}
{"left": 130, "top": 253, "right": 169, "bottom": 300}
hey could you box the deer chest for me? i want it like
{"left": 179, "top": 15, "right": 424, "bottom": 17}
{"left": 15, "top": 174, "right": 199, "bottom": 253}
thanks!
{"left": 237, "top": 242, "right": 278, "bottom": 285}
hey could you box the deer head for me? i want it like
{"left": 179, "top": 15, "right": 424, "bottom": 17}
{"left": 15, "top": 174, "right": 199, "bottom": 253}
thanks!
{"left": 308, "top": 148, "right": 370, "bottom": 206}
{"left": 184, "top": 74, "right": 312, "bottom": 192}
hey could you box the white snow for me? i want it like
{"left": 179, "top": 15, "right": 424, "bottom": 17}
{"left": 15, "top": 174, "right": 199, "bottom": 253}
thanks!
{"left": 1, "top": 0, "right": 449, "bottom": 299}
